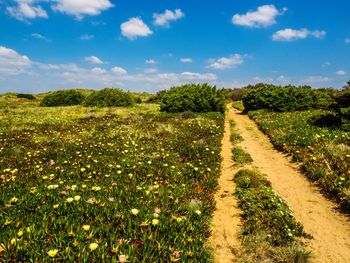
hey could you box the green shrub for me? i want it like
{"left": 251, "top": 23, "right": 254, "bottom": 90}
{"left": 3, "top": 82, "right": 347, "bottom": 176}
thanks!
{"left": 16, "top": 93, "right": 36, "bottom": 100}
{"left": 242, "top": 85, "right": 333, "bottom": 112}
{"left": 232, "top": 147, "right": 253, "bottom": 165}
{"left": 83, "top": 88, "right": 134, "bottom": 107}
{"left": 159, "top": 83, "right": 225, "bottom": 113}
{"left": 146, "top": 90, "right": 167, "bottom": 103}
{"left": 40, "top": 90, "right": 85, "bottom": 107}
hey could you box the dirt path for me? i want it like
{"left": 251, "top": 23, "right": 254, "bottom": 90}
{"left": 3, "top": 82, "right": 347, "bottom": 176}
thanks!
{"left": 209, "top": 107, "right": 241, "bottom": 263}
{"left": 231, "top": 107, "right": 350, "bottom": 263}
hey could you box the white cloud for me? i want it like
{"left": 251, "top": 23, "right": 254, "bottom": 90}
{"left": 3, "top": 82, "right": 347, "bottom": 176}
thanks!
{"left": 51, "top": 0, "right": 113, "bottom": 20}
{"left": 85, "top": 56, "right": 103, "bottom": 65}
{"left": 32, "top": 33, "right": 50, "bottom": 42}
{"left": 80, "top": 34, "right": 94, "bottom": 40}
{"left": 91, "top": 67, "right": 106, "bottom": 74}
{"left": 208, "top": 54, "right": 244, "bottom": 70}
{"left": 345, "top": 38, "right": 350, "bottom": 44}
{"left": 121, "top": 17, "right": 153, "bottom": 40}
{"left": 7, "top": 0, "right": 48, "bottom": 21}
{"left": 322, "top": 61, "right": 331, "bottom": 67}
{"left": 153, "top": 9, "right": 184, "bottom": 27}
{"left": 180, "top": 72, "right": 217, "bottom": 80}
{"left": 272, "top": 28, "right": 326, "bottom": 41}
{"left": 144, "top": 68, "right": 158, "bottom": 73}
{"left": 303, "top": 76, "right": 331, "bottom": 84}
{"left": 0, "top": 46, "right": 32, "bottom": 75}
{"left": 336, "top": 70, "right": 346, "bottom": 76}
{"left": 111, "top": 67, "right": 127, "bottom": 75}
{"left": 145, "top": 59, "right": 157, "bottom": 64}
{"left": 232, "top": 5, "right": 286, "bottom": 28}
{"left": 180, "top": 58, "right": 192, "bottom": 63}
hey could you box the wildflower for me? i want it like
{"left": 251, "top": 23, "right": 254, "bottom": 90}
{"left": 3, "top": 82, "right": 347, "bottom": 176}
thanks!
{"left": 17, "top": 230, "right": 23, "bottom": 237}
{"left": 119, "top": 254, "right": 128, "bottom": 262}
{"left": 10, "top": 197, "right": 18, "bottom": 203}
{"left": 131, "top": 208, "right": 139, "bottom": 215}
{"left": 74, "top": 195, "right": 81, "bottom": 201}
{"left": 53, "top": 204, "right": 59, "bottom": 209}
{"left": 89, "top": 242, "right": 98, "bottom": 251}
{"left": 195, "top": 210, "right": 202, "bottom": 215}
{"left": 66, "top": 197, "right": 74, "bottom": 203}
{"left": 176, "top": 217, "right": 183, "bottom": 223}
{"left": 92, "top": 186, "right": 101, "bottom": 191}
{"left": 152, "top": 219, "right": 159, "bottom": 226}
{"left": 153, "top": 213, "right": 159, "bottom": 218}
{"left": 47, "top": 249, "right": 58, "bottom": 257}
{"left": 82, "top": 184, "right": 87, "bottom": 189}
{"left": 82, "top": 225, "right": 90, "bottom": 231}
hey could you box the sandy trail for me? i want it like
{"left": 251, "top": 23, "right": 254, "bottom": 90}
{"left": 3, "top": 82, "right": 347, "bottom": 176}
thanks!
{"left": 209, "top": 107, "right": 241, "bottom": 263}
{"left": 231, "top": 107, "right": 350, "bottom": 263}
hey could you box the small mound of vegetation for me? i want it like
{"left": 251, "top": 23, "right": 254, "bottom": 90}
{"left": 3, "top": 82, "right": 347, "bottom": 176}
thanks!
{"left": 40, "top": 90, "right": 85, "bottom": 107}
{"left": 16, "top": 93, "right": 36, "bottom": 100}
{"left": 242, "top": 85, "right": 333, "bottom": 112}
{"left": 234, "top": 169, "right": 311, "bottom": 262}
{"left": 159, "top": 84, "right": 225, "bottom": 113}
{"left": 232, "top": 147, "right": 253, "bottom": 165}
{"left": 83, "top": 88, "right": 134, "bottom": 107}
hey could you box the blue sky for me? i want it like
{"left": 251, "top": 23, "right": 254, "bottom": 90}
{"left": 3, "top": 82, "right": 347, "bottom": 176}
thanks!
{"left": 0, "top": 0, "right": 349, "bottom": 93}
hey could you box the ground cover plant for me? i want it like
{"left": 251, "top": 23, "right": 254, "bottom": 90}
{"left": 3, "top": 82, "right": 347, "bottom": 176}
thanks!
{"left": 231, "top": 147, "right": 253, "bottom": 165}
{"left": 159, "top": 84, "right": 225, "bottom": 114}
{"left": 234, "top": 169, "right": 311, "bottom": 262}
{"left": 0, "top": 100, "right": 224, "bottom": 262}
{"left": 248, "top": 109, "right": 350, "bottom": 211}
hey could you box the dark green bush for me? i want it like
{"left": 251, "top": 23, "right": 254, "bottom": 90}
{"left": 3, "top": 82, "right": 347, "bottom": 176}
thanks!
{"left": 16, "top": 93, "right": 36, "bottom": 100}
{"left": 40, "top": 90, "right": 85, "bottom": 107}
{"left": 146, "top": 90, "right": 167, "bottom": 103}
{"left": 242, "top": 85, "right": 333, "bottom": 112}
{"left": 159, "top": 84, "right": 225, "bottom": 113}
{"left": 83, "top": 88, "right": 134, "bottom": 107}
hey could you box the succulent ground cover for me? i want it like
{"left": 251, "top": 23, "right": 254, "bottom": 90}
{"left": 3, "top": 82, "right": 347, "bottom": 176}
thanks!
{"left": 0, "top": 103, "right": 224, "bottom": 262}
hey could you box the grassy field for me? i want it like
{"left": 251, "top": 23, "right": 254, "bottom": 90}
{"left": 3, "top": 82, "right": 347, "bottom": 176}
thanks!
{"left": 248, "top": 109, "right": 350, "bottom": 211}
{"left": 0, "top": 96, "right": 224, "bottom": 262}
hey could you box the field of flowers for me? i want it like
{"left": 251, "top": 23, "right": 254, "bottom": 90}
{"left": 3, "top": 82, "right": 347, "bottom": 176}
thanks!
{"left": 0, "top": 101, "right": 224, "bottom": 262}
{"left": 248, "top": 109, "right": 350, "bottom": 211}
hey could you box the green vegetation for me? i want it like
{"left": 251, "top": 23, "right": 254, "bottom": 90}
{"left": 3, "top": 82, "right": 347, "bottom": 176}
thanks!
{"left": 242, "top": 85, "right": 333, "bottom": 112}
{"left": 232, "top": 147, "right": 253, "bottom": 165}
{"left": 83, "top": 88, "right": 134, "bottom": 107}
{"left": 41, "top": 90, "right": 86, "bottom": 107}
{"left": 232, "top": 101, "right": 244, "bottom": 111}
{"left": 0, "top": 95, "right": 224, "bottom": 261}
{"left": 159, "top": 84, "right": 225, "bottom": 113}
{"left": 229, "top": 120, "right": 243, "bottom": 144}
{"left": 16, "top": 93, "right": 36, "bottom": 100}
{"left": 249, "top": 109, "right": 350, "bottom": 211}
{"left": 234, "top": 169, "right": 311, "bottom": 262}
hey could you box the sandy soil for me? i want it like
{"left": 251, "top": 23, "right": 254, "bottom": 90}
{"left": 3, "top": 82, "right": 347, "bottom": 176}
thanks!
{"left": 209, "top": 107, "right": 242, "bottom": 263}
{"left": 231, "top": 107, "right": 350, "bottom": 263}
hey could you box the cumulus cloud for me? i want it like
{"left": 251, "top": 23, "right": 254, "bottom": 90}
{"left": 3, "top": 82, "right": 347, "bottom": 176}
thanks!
{"left": 345, "top": 38, "right": 350, "bottom": 44}
{"left": 232, "top": 5, "right": 286, "bottom": 28}
{"left": 85, "top": 56, "right": 103, "bottom": 65}
{"left": 336, "top": 70, "right": 346, "bottom": 76}
{"left": 0, "top": 46, "right": 32, "bottom": 75}
{"left": 303, "top": 76, "right": 331, "bottom": 84}
{"left": 32, "top": 33, "right": 50, "bottom": 42}
{"left": 180, "top": 58, "right": 192, "bottom": 63}
{"left": 208, "top": 54, "right": 244, "bottom": 70}
{"left": 80, "top": 34, "right": 94, "bottom": 40}
{"left": 7, "top": 0, "right": 48, "bottom": 21}
{"left": 51, "top": 0, "right": 113, "bottom": 20}
{"left": 145, "top": 59, "right": 157, "bottom": 64}
{"left": 111, "top": 67, "right": 127, "bottom": 75}
{"left": 272, "top": 28, "right": 326, "bottom": 41}
{"left": 144, "top": 68, "right": 158, "bottom": 73}
{"left": 121, "top": 17, "right": 153, "bottom": 40}
{"left": 153, "top": 9, "right": 184, "bottom": 27}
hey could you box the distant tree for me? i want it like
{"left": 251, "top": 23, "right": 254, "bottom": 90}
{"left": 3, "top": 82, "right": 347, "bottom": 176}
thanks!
{"left": 343, "top": 80, "right": 350, "bottom": 90}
